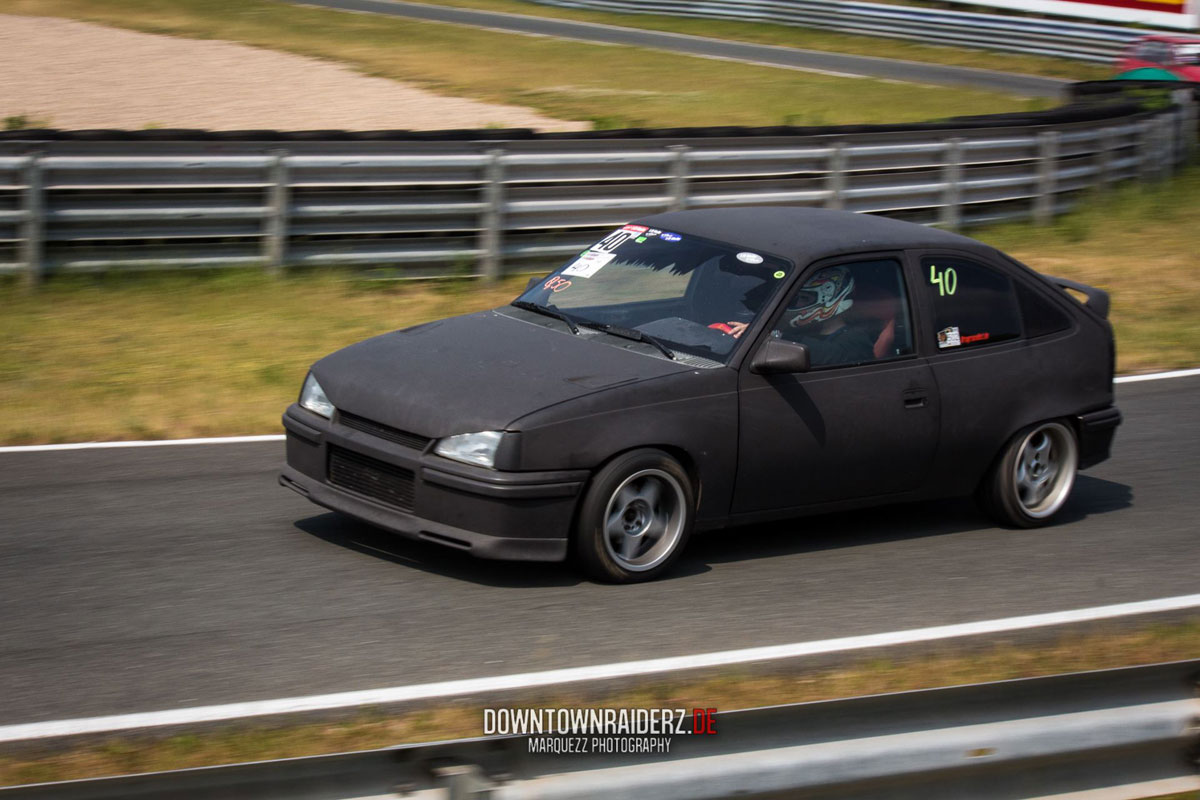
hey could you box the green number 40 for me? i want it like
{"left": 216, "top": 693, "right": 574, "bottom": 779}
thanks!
{"left": 930, "top": 264, "right": 957, "bottom": 296}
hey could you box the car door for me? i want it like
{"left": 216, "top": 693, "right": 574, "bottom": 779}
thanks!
{"left": 905, "top": 250, "right": 1031, "bottom": 498}
{"left": 732, "top": 255, "right": 940, "bottom": 514}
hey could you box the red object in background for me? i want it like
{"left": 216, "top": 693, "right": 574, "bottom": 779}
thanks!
{"left": 708, "top": 322, "right": 736, "bottom": 335}
{"left": 1116, "top": 34, "right": 1200, "bottom": 81}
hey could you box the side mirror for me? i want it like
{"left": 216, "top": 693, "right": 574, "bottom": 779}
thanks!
{"left": 525, "top": 274, "right": 548, "bottom": 291}
{"left": 751, "top": 339, "right": 810, "bottom": 375}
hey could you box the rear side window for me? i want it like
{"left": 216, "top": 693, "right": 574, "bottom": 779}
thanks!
{"left": 920, "top": 256, "right": 1021, "bottom": 351}
{"left": 1016, "top": 281, "right": 1072, "bottom": 339}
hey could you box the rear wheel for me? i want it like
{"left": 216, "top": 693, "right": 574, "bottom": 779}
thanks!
{"left": 979, "top": 420, "right": 1078, "bottom": 528}
{"left": 573, "top": 449, "right": 694, "bottom": 583}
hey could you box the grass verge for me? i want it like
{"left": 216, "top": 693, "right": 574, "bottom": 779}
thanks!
{"left": 6, "top": 0, "right": 1045, "bottom": 131}
{"left": 1, "top": 618, "right": 1197, "bottom": 785}
{"left": 413, "top": 0, "right": 1110, "bottom": 82}
{"left": 3, "top": 163, "right": 1199, "bottom": 445}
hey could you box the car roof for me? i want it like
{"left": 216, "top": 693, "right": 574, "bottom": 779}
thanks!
{"left": 633, "top": 207, "right": 991, "bottom": 266}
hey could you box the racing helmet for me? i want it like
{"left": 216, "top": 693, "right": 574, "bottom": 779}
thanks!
{"left": 787, "top": 266, "right": 855, "bottom": 327}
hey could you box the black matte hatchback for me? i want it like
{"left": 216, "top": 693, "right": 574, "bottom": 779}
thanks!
{"left": 281, "top": 208, "right": 1121, "bottom": 582}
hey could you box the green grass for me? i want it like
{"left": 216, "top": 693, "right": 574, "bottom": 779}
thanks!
{"left": 411, "top": 0, "right": 1111, "bottom": 82}
{"left": 6, "top": 0, "right": 1047, "bottom": 130}
{"left": 2, "top": 617, "right": 1198, "bottom": 785}
{"left": 2, "top": 163, "right": 1198, "bottom": 445}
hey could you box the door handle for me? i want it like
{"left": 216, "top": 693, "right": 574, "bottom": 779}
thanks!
{"left": 904, "top": 395, "right": 927, "bottom": 409}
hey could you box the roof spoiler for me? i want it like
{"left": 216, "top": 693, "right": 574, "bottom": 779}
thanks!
{"left": 1045, "top": 275, "right": 1110, "bottom": 319}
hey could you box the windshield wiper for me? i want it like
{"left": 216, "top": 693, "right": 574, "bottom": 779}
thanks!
{"left": 510, "top": 300, "right": 579, "bottom": 335}
{"left": 578, "top": 321, "right": 676, "bottom": 360}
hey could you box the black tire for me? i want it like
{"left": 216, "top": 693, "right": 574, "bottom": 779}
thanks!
{"left": 978, "top": 420, "right": 1079, "bottom": 528}
{"left": 573, "top": 449, "right": 695, "bottom": 583}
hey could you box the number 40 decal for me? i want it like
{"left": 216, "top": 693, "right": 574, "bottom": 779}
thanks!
{"left": 929, "top": 264, "right": 958, "bottom": 296}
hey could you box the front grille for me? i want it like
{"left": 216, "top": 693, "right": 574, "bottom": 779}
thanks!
{"left": 328, "top": 445, "right": 415, "bottom": 512}
{"left": 338, "top": 410, "right": 431, "bottom": 451}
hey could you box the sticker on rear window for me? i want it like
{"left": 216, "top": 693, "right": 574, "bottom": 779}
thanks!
{"left": 937, "top": 326, "right": 961, "bottom": 348}
{"left": 562, "top": 250, "right": 615, "bottom": 278}
{"left": 737, "top": 252, "right": 764, "bottom": 264}
{"left": 660, "top": 232, "right": 681, "bottom": 242}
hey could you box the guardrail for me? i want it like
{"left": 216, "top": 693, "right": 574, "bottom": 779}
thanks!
{"left": 2, "top": 660, "right": 1197, "bottom": 800}
{"left": 0, "top": 90, "right": 1195, "bottom": 285}
{"left": 531, "top": 0, "right": 1179, "bottom": 61}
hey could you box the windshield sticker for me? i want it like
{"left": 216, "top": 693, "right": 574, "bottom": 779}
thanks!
{"left": 622, "top": 224, "right": 649, "bottom": 234}
{"left": 543, "top": 276, "right": 572, "bottom": 293}
{"left": 562, "top": 250, "right": 616, "bottom": 278}
{"left": 737, "top": 252, "right": 764, "bottom": 265}
{"left": 961, "top": 332, "right": 990, "bottom": 345}
{"left": 645, "top": 228, "right": 662, "bottom": 237}
{"left": 635, "top": 236, "right": 647, "bottom": 243}
{"left": 773, "top": 270, "right": 786, "bottom": 279}
{"left": 937, "top": 326, "right": 961, "bottom": 349}
{"left": 660, "top": 232, "right": 681, "bottom": 242}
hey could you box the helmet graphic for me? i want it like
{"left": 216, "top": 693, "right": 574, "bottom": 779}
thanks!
{"left": 788, "top": 266, "right": 854, "bottom": 327}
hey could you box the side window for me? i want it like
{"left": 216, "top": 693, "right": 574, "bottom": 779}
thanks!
{"left": 921, "top": 256, "right": 1021, "bottom": 351}
{"left": 1015, "top": 281, "right": 1072, "bottom": 339}
{"left": 772, "top": 258, "right": 914, "bottom": 368}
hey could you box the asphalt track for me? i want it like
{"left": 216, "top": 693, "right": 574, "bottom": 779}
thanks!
{"left": 1, "top": 375, "right": 1198, "bottom": 727}
{"left": 289, "top": 0, "right": 1069, "bottom": 98}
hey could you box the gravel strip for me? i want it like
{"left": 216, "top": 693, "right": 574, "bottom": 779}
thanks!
{"left": 0, "top": 13, "right": 585, "bottom": 131}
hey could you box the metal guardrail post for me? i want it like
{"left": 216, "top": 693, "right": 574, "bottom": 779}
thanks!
{"left": 667, "top": 145, "right": 689, "bottom": 212}
{"left": 1138, "top": 119, "right": 1155, "bottom": 185}
{"left": 480, "top": 149, "right": 505, "bottom": 282}
{"left": 19, "top": 154, "right": 44, "bottom": 290}
{"left": 1097, "top": 126, "right": 1115, "bottom": 191}
{"left": 265, "top": 149, "right": 289, "bottom": 274}
{"left": 1181, "top": 90, "right": 1199, "bottom": 159}
{"left": 939, "top": 138, "right": 963, "bottom": 231}
{"left": 825, "top": 143, "right": 846, "bottom": 211}
{"left": 1034, "top": 131, "right": 1057, "bottom": 225}
{"left": 1151, "top": 115, "right": 1169, "bottom": 181}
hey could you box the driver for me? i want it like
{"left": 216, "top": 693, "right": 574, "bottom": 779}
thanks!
{"left": 776, "top": 266, "right": 874, "bottom": 367}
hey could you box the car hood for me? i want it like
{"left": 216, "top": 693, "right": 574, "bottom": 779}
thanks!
{"left": 312, "top": 309, "right": 694, "bottom": 438}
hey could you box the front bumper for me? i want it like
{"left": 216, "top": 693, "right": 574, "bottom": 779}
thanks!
{"left": 280, "top": 405, "right": 586, "bottom": 561}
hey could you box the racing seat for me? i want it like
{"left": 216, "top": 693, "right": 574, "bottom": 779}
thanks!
{"left": 689, "top": 259, "right": 765, "bottom": 326}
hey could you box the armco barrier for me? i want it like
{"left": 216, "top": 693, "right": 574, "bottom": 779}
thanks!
{"left": 0, "top": 87, "right": 1195, "bottom": 285}
{"left": 1, "top": 660, "right": 1197, "bottom": 800}
{"left": 530, "top": 0, "right": 1184, "bottom": 60}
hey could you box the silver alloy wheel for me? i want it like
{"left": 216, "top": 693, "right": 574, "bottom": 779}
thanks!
{"left": 602, "top": 468, "right": 686, "bottom": 572}
{"left": 1012, "top": 422, "right": 1078, "bottom": 519}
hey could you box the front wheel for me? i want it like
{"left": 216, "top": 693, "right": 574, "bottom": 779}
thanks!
{"left": 978, "top": 420, "right": 1078, "bottom": 528}
{"left": 573, "top": 449, "right": 695, "bottom": 583}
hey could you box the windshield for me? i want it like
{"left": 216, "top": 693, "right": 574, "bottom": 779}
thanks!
{"left": 513, "top": 225, "right": 792, "bottom": 363}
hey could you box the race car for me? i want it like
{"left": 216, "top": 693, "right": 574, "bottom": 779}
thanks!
{"left": 280, "top": 208, "right": 1121, "bottom": 583}
{"left": 1116, "top": 34, "right": 1200, "bottom": 81}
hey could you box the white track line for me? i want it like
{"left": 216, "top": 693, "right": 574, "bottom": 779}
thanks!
{"left": 1114, "top": 367, "right": 1200, "bottom": 384}
{"left": 2, "top": 593, "right": 1198, "bottom": 743}
{"left": 0, "top": 435, "right": 285, "bottom": 453}
{"left": 0, "top": 368, "right": 1195, "bottom": 454}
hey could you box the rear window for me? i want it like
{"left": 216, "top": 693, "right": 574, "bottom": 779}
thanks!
{"left": 920, "top": 256, "right": 1021, "bottom": 351}
{"left": 1016, "top": 281, "right": 1072, "bottom": 339}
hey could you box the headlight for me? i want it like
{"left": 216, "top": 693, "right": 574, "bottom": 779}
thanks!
{"left": 434, "top": 431, "right": 504, "bottom": 468}
{"left": 299, "top": 373, "right": 334, "bottom": 419}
